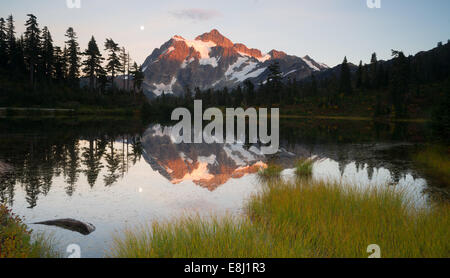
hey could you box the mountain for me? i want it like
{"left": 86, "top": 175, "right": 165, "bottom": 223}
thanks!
{"left": 141, "top": 29, "right": 329, "bottom": 98}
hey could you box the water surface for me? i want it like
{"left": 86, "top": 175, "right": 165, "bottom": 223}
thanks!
{"left": 0, "top": 117, "right": 443, "bottom": 257}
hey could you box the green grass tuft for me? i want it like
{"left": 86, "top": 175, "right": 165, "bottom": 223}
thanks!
{"left": 110, "top": 179, "right": 450, "bottom": 258}
{"left": 414, "top": 145, "right": 450, "bottom": 187}
{"left": 257, "top": 164, "right": 283, "bottom": 182}
{"left": 295, "top": 158, "right": 314, "bottom": 178}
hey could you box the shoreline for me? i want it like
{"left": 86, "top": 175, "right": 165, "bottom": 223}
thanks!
{"left": 0, "top": 107, "right": 430, "bottom": 123}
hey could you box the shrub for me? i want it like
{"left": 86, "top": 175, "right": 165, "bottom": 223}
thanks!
{"left": 0, "top": 204, "right": 58, "bottom": 258}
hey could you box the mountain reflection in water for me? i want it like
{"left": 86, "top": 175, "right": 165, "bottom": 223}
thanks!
{"left": 0, "top": 118, "right": 447, "bottom": 209}
{"left": 140, "top": 124, "right": 269, "bottom": 190}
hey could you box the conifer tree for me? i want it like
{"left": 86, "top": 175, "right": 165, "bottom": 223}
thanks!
{"left": 65, "top": 27, "right": 80, "bottom": 85}
{"left": 82, "top": 36, "right": 105, "bottom": 90}
{"left": 267, "top": 61, "right": 282, "bottom": 85}
{"left": 14, "top": 35, "right": 26, "bottom": 76}
{"left": 0, "top": 18, "right": 6, "bottom": 69}
{"left": 339, "top": 56, "right": 352, "bottom": 95}
{"left": 41, "top": 26, "right": 54, "bottom": 80}
{"left": 24, "top": 14, "right": 41, "bottom": 86}
{"left": 53, "top": 46, "right": 66, "bottom": 82}
{"left": 267, "top": 61, "right": 282, "bottom": 103}
{"left": 370, "top": 52, "right": 378, "bottom": 88}
{"left": 5, "top": 15, "right": 16, "bottom": 66}
{"left": 356, "top": 61, "right": 363, "bottom": 89}
{"left": 243, "top": 80, "right": 255, "bottom": 106}
{"left": 311, "top": 73, "right": 318, "bottom": 95}
{"left": 126, "top": 51, "right": 131, "bottom": 91}
{"left": 4, "top": 15, "right": 24, "bottom": 77}
{"left": 130, "top": 62, "right": 143, "bottom": 93}
{"left": 119, "top": 46, "right": 128, "bottom": 90}
{"left": 390, "top": 50, "right": 410, "bottom": 117}
{"left": 104, "top": 38, "right": 122, "bottom": 90}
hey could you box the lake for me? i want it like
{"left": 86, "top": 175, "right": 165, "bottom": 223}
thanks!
{"left": 0, "top": 117, "right": 445, "bottom": 257}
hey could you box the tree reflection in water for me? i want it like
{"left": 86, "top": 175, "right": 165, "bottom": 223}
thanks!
{"left": 0, "top": 119, "right": 146, "bottom": 208}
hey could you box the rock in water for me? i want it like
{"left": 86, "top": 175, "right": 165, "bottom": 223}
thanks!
{"left": 33, "top": 219, "right": 96, "bottom": 235}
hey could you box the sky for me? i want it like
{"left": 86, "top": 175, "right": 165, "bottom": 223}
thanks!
{"left": 1, "top": 0, "right": 449, "bottom": 67}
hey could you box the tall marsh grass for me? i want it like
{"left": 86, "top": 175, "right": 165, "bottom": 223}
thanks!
{"left": 414, "top": 145, "right": 450, "bottom": 187}
{"left": 110, "top": 179, "right": 449, "bottom": 258}
{"left": 295, "top": 159, "right": 314, "bottom": 178}
{"left": 257, "top": 164, "right": 283, "bottom": 182}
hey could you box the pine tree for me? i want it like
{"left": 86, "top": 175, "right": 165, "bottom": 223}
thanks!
{"left": 267, "top": 61, "right": 282, "bottom": 85}
{"left": 356, "top": 61, "right": 363, "bottom": 89}
{"left": 376, "top": 63, "right": 386, "bottom": 88}
{"left": 119, "top": 47, "right": 128, "bottom": 90}
{"left": 24, "top": 14, "right": 41, "bottom": 86}
{"left": 104, "top": 38, "right": 122, "bottom": 90}
{"left": 243, "top": 80, "right": 255, "bottom": 106}
{"left": 0, "top": 18, "right": 6, "bottom": 69}
{"left": 267, "top": 61, "right": 282, "bottom": 103}
{"left": 339, "top": 56, "right": 352, "bottom": 95}
{"left": 62, "top": 46, "right": 69, "bottom": 79}
{"left": 41, "top": 26, "right": 54, "bottom": 80}
{"left": 130, "top": 62, "right": 143, "bottom": 93}
{"left": 14, "top": 35, "right": 26, "bottom": 76}
{"left": 53, "top": 46, "right": 66, "bottom": 82}
{"left": 82, "top": 36, "right": 105, "bottom": 91}
{"left": 370, "top": 52, "right": 378, "bottom": 88}
{"left": 5, "top": 15, "right": 16, "bottom": 66}
{"left": 4, "top": 15, "right": 24, "bottom": 78}
{"left": 65, "top": 27, "right": 80, "bottom": 86}
{"left": 126, "top": 52, "right": 131, "bottom": 91}
{"left": 311, "top": 73, "right": 318, "bottom": 95}
{"left": 390, "top": 50, "right": 410, "bottom": 117}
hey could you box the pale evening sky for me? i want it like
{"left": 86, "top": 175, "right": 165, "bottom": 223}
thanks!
{"left": 1, "top": 0, "right": 449, "bottom": 67}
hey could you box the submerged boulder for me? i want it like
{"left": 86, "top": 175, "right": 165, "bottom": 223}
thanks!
{"left": 33, "top": 218, "right": 96, "bottom": 235}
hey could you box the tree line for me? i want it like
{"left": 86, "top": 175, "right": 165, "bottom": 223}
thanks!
{"left": 0, "top": 14, "right": 145, "bottom": 109}
{"left": 148, "top": 40, "right": 450, "bottom": 126}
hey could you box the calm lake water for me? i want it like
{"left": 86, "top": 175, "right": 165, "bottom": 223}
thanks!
{"left": 0, "top": 117, "right": 446, "bottom": 257}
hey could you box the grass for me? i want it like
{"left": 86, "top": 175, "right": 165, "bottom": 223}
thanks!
{"left": 414, "top": 145, "right": 450, "bottom": 187}
{"left": 0, "top": 204, "right": 59, "bottom": 258}
{"left": 257, "top": 164, "right": 283, "bottom": 182}
{"left": 108, "top": 217, "right": 277, "bottom": 258}
{"left": 110, "top": 179, "right": 450, "bottom": 258}
{"left": 295, "top": 159, "right": 314, "bottom": 178}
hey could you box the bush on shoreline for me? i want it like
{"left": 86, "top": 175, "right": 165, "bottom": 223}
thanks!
{"left": 0, "top": 204, "right": 58, "bottom": 258}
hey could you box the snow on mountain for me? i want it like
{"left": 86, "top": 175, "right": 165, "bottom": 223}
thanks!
{"left": 141, "top": 29, "right": 328, "bottom": 98}
{"left": 302, "top": 55, "right": 329, "bottom": 71}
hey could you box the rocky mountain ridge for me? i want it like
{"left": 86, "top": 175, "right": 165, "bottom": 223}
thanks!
{"left": 141, "top": 29, "right": 329, "bottom": 98}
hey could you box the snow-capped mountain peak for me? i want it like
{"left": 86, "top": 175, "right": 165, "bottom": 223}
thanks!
{"left": 141, "top": 29, "right": 328, "bottom": 98}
